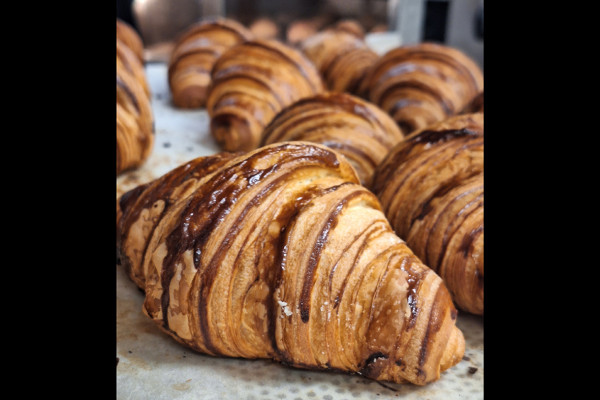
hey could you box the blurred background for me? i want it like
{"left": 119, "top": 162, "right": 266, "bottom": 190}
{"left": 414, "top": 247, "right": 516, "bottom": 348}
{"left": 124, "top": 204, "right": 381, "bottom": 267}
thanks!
{"left": 117, "top": 0, "right": 483, "bottom": 68}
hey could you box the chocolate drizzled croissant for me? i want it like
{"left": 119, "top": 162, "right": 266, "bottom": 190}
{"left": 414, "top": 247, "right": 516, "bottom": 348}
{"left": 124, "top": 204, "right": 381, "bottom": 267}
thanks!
{"left": 116, "top": 37, "right": 154, "bottom": 175}
{"left": 117, "top": 142, "right": 464, "bottom": 385}
{"left": 117, "top": 19, "right": 144, "bottom": 63}
{"left": 359, "top": 43, "right": 483, "bottom": 135}
{"left": 168, "top": 18, "right": 253, "bottom": 109}
{"left": 300, "top": 29, "right": 378, "bottom": 95}
{"left": 206, "top": 39, "right": 324, "bottom": 152}
{"left": 261, "top": 92, "right": 404, "bottom": 185}
{"left": 370, "top": 113, "right": 483, "bottom": 315}
{"left": 461, "top": 91, "right": 484, "bottom": 114}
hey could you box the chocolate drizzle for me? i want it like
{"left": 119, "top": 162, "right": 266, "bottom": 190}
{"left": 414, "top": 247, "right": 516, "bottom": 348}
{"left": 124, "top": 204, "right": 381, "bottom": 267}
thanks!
{"left": 117, "top": 141, "right": 466, "bottom": 384}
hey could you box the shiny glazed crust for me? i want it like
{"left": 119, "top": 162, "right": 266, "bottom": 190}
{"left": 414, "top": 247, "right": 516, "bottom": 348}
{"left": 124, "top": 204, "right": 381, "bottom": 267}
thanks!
{"left": 300, "top": 29, "right": 378, "bottom": 95}
{"left": 168, "top": 18, "right": 253, "bottom": 109}
{"left": 206, "top": 39, "right": 324, "bottom": 152}
{"left": 117, "top": 142, "right": 465, "bottom": 385}
{"left": 261, "top": 92, "right": 404, "bottom": 185}
{"left": 370, "top": 113, "right": 484, "bottom": 315}
{"left": 359, "top": 43, "right": 483, "bottom": 134}
{"left": 116, "top": 38, "right": 154, "bottom": 175}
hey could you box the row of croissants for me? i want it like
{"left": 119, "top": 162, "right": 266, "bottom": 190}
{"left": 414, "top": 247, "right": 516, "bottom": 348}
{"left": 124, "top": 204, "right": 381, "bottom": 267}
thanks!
{"left": 116, "top": 16, "right": 484, "bottom": 386}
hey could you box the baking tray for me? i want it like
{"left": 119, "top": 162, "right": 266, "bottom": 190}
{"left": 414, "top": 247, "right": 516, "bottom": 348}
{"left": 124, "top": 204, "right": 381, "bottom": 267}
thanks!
{"left": 116, "top": 55, "right": 484, "bottom": 400}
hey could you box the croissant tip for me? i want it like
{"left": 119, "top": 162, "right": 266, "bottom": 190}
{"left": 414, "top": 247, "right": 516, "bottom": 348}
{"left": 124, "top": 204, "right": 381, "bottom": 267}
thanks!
{"left": 440, "top": 325, "right": 465, "bottom": 372}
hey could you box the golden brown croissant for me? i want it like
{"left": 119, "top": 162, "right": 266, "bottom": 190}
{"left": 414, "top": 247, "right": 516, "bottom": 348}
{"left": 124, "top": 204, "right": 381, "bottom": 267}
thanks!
{"left": 359, "top": 43, "right": 483, "bottom": 134}
{"left": 206, "top": 39, "right": 324, "bottom": 152}
{"left": 117, "top": 18, "right": 144, "bottom": 63}
{"left": 332, "top": 19, "right": 366, "bottom": 38}
{"left": 462, "top": 91, "right": 484, "bottom": 114}
{"left": 168, "top": 18, "right": 253, "bottom": 109}
{"left": 117, "top": 141, "right": 465, "bottom": 385}
{"left": 261, "top": 92, "right": 404, "bottom": 185}
{"left": 370, "top": 113, "right": 483, "bottom": 315}
{"left": 300, "top": 29, "right": 378, "bottom": 95}
{"left": 116, "top": 38, "right": 154, "bottom": 175}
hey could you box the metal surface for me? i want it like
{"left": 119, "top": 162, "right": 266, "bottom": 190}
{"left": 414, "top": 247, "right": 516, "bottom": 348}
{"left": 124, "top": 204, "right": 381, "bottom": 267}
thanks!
{"left": 116, "top": 59, "right": 484, "bottom": 400}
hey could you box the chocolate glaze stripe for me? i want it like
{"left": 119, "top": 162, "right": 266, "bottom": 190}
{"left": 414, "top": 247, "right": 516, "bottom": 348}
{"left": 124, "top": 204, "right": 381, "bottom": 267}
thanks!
{"left": 381, "top": 80, "right": 455, "bottom": 117}
{"left": 388, "top": 48, "right": 482, "bottom": 94}
{"left": 372, "top": 131, "right": 481, "bottom": 198}
{"left": 401, "top": 254, "right": 428, "bottom": 330}
{"left": 319, "top": 141, "right": 378, "bottom": 170}
{"left": 199, "top": 165, "right": 336, "bottom": 355}
{"left": 435, "top": 193, "right": 483, "bottom": 275}
{"left": 261, "top": 109, "right": 336, "bottom": 144}
{"left": 159, "top": 144, "right": 347, "bottom": 349}
{"left": 242, "top": 41, "right": 322, "bottom": 93}
{"left": 117, "top": 76, "right": 140, "bottom": 113}
{"left": 116, "top": 41, "right": 137, "bottom": 78}
{"left": 373, "top": 47, "right": 481, "bottom": 96}
{"left": 118, "top": 154, "right": 237, "bottom": 285}
{"left": 210, "top": 71, "right": 287, "bottom": 111}
{"left": 423, "top": 183, "right": 483, "bottom": 269}
{"left": 283, "top": 94, "right": 391, "bottom": 134}
{"left": 383, "top": 140, "right": 482, "bottom": 234}
{"left": 331, "top": 224, "right": 391, "bottom": 310}
{"left": 270, "top": 182, "right": 355, "bottom": 361}
{"left": 411, "top": 169, "right": 482, "bottom": 225}
{"left": 174, "top": 21, "right": 251, "bottom": 47}
{"left": 300, "top": 192, "right": 350, "bottom": 322}
{"left": 424, "top": 180, "right": 483, "bottom": 272}
{"left": 415, "top": 281, "right": 447, "bottom": 381}
{"left": 168, "top": 48, "right": 222, "bottom": 74}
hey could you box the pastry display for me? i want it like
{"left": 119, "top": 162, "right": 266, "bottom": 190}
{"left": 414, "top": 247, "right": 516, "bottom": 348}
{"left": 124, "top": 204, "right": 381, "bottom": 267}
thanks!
{"left": 359, "top": 43, "right": 483, "bottom": 135}
{"left": 206, "top": 39, "right": 324, "bottom": 152}
{"left": 117, "top": 142, "right": 465, "bottom": 385}
{"left": 168, "top": 18, "right": 254, "bottom": 109}
{"left": 370, "top": 113, "right": 484, "bottom": 315}
{"left": 300, "top": 28, "right": 378, "bottom": 95}
{"left": 116, "top": 24, "right": 154, "bottom": 176}
{"left": 261, "top": 92, "right": 404, "bottom": 184}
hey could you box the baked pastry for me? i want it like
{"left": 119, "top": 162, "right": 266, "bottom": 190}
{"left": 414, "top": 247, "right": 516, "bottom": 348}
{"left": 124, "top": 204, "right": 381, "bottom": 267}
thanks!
{"left": 168, "top": 18, "right": 253, "bottom": 109}
{"left": 117, "top": 142, "right": 465, "bottom": 385}
{"left": 116, "top": 37, "right": 154, "bottom": 175}
{"left": 117, "top": 38, "right": 150, "bottom": 98}
{"left": 300, "top": 29, "right": 378, "bottom": 95}
{"left": 117, "top": 18, "right": 144, "bottom": 63}
{"left": 359, "top": 43, "right": 483, "bottom": 134}
{"left": 332, "top": 19, "right": 365, "bottom": 38}
{"left": 370, "top": 113, "right": 483, "bottom": 315}
{"left": 206, "top": 39, "right": 324, "bottom": 152}
{"left": 261, "top": 92, "right": 404, "bottom": 184}
{"left": 462, "top": 91, "right": 484, "bottom": 114}
{"left": 249, "top": 17, "right": 280, "bottom": 40}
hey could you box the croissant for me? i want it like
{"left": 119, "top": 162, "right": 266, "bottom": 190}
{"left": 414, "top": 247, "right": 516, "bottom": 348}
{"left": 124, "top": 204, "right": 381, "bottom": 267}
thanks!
{"left": 206, "top": 39, "right": 324, "bottom": 152}
{"left": 117, "top": 18, "right": 144, "bottom": 63}
{"left": 462, "top": 91, "right": 484, "bottom": 114}
{"left": 260, "top": 92, "right": 404, "bottom": 185}
{"left": 168, "top": 18, "right": 253, "bottom": 109}
{"left": 117, "top": 141, "right": 465, "bottom": 385}
{"left": 370, "top": 113, "right": 483, "bottom": 315}
{"left": 359, "top": 43, "right": 483, "bottom": 134}
{"left": 332, "top": 19, "right": 366, "bottom": 38}
{"left": 300, "top": 29, "right": 378, "bottom": 95}
{"left": 116, "top": 37, "right": 154, "bottom": 175}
